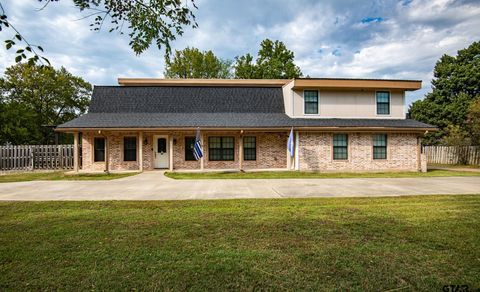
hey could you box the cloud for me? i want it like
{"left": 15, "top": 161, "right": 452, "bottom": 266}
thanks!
{"left": 0, "top": 0, "right": 479, "bottom": 106}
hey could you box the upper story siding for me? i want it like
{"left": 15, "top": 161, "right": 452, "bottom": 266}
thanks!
{"left": 284, "top": 88, "right": 405, "bottom": 119}
{"left": 282, "top": 78, "right": 419, "bottom": 119}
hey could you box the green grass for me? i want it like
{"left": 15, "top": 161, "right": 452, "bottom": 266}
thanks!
{"left": 0, "top": 171, "right": 138, "bottom": 183}
{"left": 165, "top": 169, "right": 480, "bottom": 179}
{"left": 0, "top": 196, "right": 479, "bottom": 291}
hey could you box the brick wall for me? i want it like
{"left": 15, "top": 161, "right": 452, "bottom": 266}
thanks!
{"left": 298, "top": 132, "right": 421, "bottom": 171}
{"left": 82, "top": 131, "right": 150, "bottom": 171}
{"left": 81, "top": 130, "right": 420, "bottom": 172}
{"left": 170, "top": 131, "right": 287, "bottom": 170}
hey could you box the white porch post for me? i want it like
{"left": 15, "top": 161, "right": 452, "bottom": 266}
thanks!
{"left": 138, "top": 131, "right": 143, "bottom": 171}
{"left": 239, "top": 134, "right": 244, "bottom": 171}
{"left": 294, "top": 131, "right": 300, "bottom": 171}
{"left": 169, "top": 135, "right": 174, "bottom": 171}
{"left": 200, "top": 133, "right": 205, "bottom": 171}
{"left": 73, "top": 132, "right": 79, "bottom": 173}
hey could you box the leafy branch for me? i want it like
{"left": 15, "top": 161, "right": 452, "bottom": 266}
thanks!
{"left": 0, "top": 2, "right": 50, "bottom": 66}
{"left": 0, "top": 0, "right": 198, "bottom": 66}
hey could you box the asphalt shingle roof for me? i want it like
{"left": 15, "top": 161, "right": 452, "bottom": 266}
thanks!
{"left": 58, "top": 86, "right": 435, "bottom": 130}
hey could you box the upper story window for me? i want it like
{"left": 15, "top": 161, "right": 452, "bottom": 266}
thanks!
{"left": 304, "top": 90, "right": 319, "bottom": 114}
{"left": 376, "top": 91, "right": 390, "bottom": 115}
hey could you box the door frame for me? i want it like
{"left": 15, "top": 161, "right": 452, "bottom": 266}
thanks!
{"left": 153, "top": 135, "right": 170, "bottom": 169}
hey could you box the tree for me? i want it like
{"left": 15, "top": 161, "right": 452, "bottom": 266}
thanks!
{"left": 164, "top": 47, "right": 232, "bottom": 78}
{"left": 0, "top": 0, "right": 197, "bottom": 65}
{"left": 234, "top": 39, "right": 302, "bottom": 79}
{"left": 467, "top": 97, "right": 480, "bottom": 145}
{"left": 409, "top": 41, "right": 480, "bottom": 145}
{"left": 0, "top": 64, "right": 92, "bottom": 145}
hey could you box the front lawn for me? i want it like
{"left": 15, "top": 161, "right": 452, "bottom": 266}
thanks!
{"left": 165, "top": 169, "right": 480, "bottom": 179}
{"left": 0, "top": 195, "right": 479, "bottom": 290}
{"left": 0, "top": 171, "right": 138, "bottom": 183}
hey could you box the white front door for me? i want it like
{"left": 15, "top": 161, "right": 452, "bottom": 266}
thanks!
{"left": 153, "top": 136, "right": 169, "bottom": 168}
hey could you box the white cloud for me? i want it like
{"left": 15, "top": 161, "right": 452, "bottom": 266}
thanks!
{"left": 0, "top": 0, "right": 479, "bottom": 105}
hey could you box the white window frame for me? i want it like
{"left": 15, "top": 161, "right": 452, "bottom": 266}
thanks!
{"left": 375, "top": 90, "right": 391, "bottom": 116}
{"left": 303, "top": 89, "right": 320, "bottom": 115}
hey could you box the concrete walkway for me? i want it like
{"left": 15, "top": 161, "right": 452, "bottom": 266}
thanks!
{"left": 0, "top": 171, "right": 479, "bottom": 200}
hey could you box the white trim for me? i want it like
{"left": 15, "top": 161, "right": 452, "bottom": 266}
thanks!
{"left": 402, "top": 91, "right": 406, "bottom": 118}
{"left": 153, "top": 135, "right": 170, "bottom": 169}
{"left": 294, "top": 131, "right": 300, "bottom": 171}
{"left": 303, "top": 89, "right": 320, "bottom": 116}
{"left": 375, "top": 90, "right": 392, "bottom": 117}
{"left": 291, "top": 89, "right": 295, "bottom": 117}
{"left": 289, "top": 115, "right": 402, "bottom": 119}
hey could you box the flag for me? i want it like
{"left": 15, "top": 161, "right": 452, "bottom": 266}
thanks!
{"left": 193, "top": 128, "right": 203, "bottom": 160}
{"left": 287, "top": 127, "right": 294, "bottom": 157}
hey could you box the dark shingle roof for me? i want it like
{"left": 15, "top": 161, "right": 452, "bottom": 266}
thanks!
{"left": 88, "top": 86, "right": 284, "bottom": 113}
{"left": 58, "top": 85, "right": 436, "bottom": 130}
{"left": 58, "top": 112, "right": 435, "bottom": 129}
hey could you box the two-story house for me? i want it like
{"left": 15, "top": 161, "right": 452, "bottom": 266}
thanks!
{"left": 56, "top": 78, "right": 435, "bottom": 173}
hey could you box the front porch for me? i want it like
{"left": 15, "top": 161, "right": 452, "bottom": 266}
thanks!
{"left": 72, "top": 129, "right": 292, "bottom": 173}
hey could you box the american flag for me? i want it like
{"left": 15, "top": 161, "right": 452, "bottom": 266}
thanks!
{"left": 288, "top": 127, "right": 294, "bottom": 157}
{"left": 193, "top": 128, "right": 203, "bottom": 160}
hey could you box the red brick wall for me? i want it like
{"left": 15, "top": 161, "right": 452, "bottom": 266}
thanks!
{"left": 298, "top": 132, "right": 421, "bottom": 171}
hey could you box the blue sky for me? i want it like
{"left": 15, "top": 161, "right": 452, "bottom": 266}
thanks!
{"left": 1, "top": 0, "right": 479, "bottom": 106}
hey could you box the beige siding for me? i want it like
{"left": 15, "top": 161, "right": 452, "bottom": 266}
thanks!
{"left": 289, "top": 89, "right": 405, "bottom": 118}
{"left": 282, "top": 80, "right": 295, "bottom": 116}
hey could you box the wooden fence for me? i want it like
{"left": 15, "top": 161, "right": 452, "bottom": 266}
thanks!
{"left": 0, "top": 145, "right": 75, "bottom": 172}
{"left": 423, "top": 146, "right": 480, "bottom": 165}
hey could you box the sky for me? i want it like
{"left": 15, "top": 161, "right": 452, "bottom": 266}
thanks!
{"left": 1, "top": 0, "right": 479, "bottom": 106}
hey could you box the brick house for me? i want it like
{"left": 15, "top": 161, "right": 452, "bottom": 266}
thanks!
{"left": 56, "top": 78, "right": 435, "bottom": 172}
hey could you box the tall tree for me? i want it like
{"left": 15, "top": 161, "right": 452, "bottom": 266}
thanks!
{"left": 0, "top": 0, "right": 197, "bottom": 65}
{"left": 234, "top": 39, "right": 302, "bottom": 79}
{"left": 409, "top": 41, "right": 480, "bottom": 145}
{"left": 0, "top": 64, "right": 92, "bottom": 145}
{"left": 467, "top": 97, "right": 480, "bottom": 145}
{"left": 164, "top": 47, "right": 232, "bottom": 78}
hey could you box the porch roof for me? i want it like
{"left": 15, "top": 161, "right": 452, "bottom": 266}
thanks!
{"left": 56, "top": 112, "right": 435, "bottom": 131}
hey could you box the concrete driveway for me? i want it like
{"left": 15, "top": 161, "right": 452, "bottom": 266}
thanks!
{"left": 0, "top": 171, "right": 479, "bottom": 200}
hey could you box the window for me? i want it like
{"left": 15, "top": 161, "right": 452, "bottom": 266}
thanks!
{"left": 243, "top": 136, "right": 256, "bottom": 161}
{"left": 94, "top": 137, "right": 105, "bottom": 162}
{"left": 185, "top": 137, "right": 196, "bottom": 161}
{"left": 209, "top": 137, "right": 234, "bottom": 161}
{"left": 373, "top": 134, "right": 387, "bottom": 159}
{"left": 304, "top": 90, "right": 319, "bottom": 114}
{"left": 333, "top": 134, "right": 348, "bottom": 160}
{"left": 123, "top": 137, "right": 137, "bottom": 161}
{"left": 376, "top": 91, "right": 390, "bottom": 115}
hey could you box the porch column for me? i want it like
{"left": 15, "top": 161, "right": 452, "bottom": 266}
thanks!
{"left": 200, "top": 133, "right": 205, "bottom": 170}
{"left": 138, "top": 131, "right": 143, "bottom": 171}
{"left": 169, "top": 135, "right": 174, "bottom": 171}
{"left": 105, "top": 134, "right": 109, "bottom": 173}
{"left": 73, "top": 132, "right": 79, "bottom": 173}
{"left": 286, "top": 131, "right": 292, "bottom": 170}
{"left": 239, "top": 134, "right": 244, "bottom": 170}
{"left": 294, "top": 131, "right": 300, "bottom": 171}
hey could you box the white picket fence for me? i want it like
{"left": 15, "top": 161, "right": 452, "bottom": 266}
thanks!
{"left": 423, "top": 146, "right": 480, "bottom": 165}
{"left": 0, "top": 145, "right": 75, "bottom": 172}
